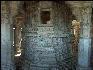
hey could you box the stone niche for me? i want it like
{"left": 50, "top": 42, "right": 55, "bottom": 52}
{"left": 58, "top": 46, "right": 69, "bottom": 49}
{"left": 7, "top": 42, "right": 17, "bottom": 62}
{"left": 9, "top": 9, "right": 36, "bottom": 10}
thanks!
{"left": 21, "top": 1, "right": 76, "bottom": 70}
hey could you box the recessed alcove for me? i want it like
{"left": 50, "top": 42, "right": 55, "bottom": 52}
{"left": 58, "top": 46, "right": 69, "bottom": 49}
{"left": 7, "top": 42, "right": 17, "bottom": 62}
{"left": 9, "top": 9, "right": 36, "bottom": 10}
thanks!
{"left": 40, "top": 10, "right": 50, "bottom": 24}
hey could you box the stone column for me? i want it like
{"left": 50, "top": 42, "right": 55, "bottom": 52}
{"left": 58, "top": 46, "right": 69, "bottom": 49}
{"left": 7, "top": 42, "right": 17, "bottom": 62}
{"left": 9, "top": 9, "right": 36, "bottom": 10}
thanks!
{"left": 72, "top": 20, "right": 80, "bottom": 62}
{"left": 13, "top": 17, "right": 23, "bottom": 70}
{"left": 14, "top": 17, "right": 23, "bottom": 55}
{"left": 71, "top": 4, "right": 92, "bottom": 70}
{"left": 1, "top": 1, "right": 14, "bottom": 70}
{"left": 14, "top": 19, "right": 20, "bottom": 55}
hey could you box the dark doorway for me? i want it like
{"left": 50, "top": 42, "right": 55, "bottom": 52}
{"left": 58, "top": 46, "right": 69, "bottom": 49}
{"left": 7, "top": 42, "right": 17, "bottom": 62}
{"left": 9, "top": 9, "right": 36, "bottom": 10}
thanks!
{"left": 41, "top": 11, "right": 50, "bottom": 24}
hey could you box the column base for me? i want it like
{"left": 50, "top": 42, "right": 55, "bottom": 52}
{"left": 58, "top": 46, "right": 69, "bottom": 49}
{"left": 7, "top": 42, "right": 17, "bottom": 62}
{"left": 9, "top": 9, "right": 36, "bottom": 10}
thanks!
{"left": 76, "top": 65, "right": 91, "bottom": 70}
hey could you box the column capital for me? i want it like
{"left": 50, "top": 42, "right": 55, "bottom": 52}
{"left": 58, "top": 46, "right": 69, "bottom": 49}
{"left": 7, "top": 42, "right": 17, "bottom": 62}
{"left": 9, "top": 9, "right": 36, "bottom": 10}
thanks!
{"left": 13, "top": 16, "right": 23, "bottom": 28}
{"left": 72, "top": 20, "right": 80, "bottom": 26}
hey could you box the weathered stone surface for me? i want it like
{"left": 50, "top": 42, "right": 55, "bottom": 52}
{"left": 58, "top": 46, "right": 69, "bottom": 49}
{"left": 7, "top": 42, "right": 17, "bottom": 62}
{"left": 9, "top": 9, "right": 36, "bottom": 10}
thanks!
{"left": 21, "top": 1, "right": 76, "bottom": 70}
{"left": 1, "top": 1, "right": 23, "bottom": 70}
{"left": 1, "top": 1, "right": 93, "bottom": 70}
{"left": 71, "top": 4, "right": 92, "bottom": 70}
{"left": 78, "top": 39, "right": 91, "bottom": 66}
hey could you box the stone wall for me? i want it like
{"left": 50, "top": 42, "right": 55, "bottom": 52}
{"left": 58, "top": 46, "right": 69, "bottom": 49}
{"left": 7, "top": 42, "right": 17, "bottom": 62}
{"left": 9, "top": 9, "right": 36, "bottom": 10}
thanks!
{"left": 21, "top": 1, "right": 76, "bottom": 70}
{"left": 2, "top": 1, "right": 93, "bottom": 70}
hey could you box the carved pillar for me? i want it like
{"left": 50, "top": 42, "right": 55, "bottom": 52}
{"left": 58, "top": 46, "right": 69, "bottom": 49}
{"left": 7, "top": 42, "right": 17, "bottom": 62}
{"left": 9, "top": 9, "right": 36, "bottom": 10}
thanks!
{"left": 72, "top": 20, "right": 80, "bottom": 62}
{"left": 14, "top": 23, "right": 19, "bottom": 55}
{"left": 71, "top": 5, "right": 92, "bottom": 70}
{"left": 14, "top": 17, "right": 23, "bottom": 56}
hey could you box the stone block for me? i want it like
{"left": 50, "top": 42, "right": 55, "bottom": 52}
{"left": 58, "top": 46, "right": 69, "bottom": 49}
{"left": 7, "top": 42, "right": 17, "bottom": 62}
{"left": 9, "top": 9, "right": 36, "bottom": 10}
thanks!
{"left": 78, "top": 38, "right": 91, "bottom": 67}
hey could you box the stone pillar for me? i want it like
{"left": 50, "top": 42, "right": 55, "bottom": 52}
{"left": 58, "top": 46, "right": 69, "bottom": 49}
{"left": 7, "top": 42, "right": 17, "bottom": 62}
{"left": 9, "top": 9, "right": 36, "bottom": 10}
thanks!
{"left": 14, "top": 19, "right": 20, "bottom": 55}
{"left": 71, "top": 5, "right": 93, "bottom": 70}
{"left": 1, "top": 17, "right": 14, "bottom": 70}
{"left": 1, "top": 1, "right": 14, "bottom": 70}
{"left": 72, "top": 20, "right": 80, "bottom": 62}
{"left": 14, "top": 17, "right": 23, "bottom": 55}
{"left": 13, "top": 15, "right": 24, "bottom": 70}
{"left": 1, "top": 23, "right": 8, "bottom": 70}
